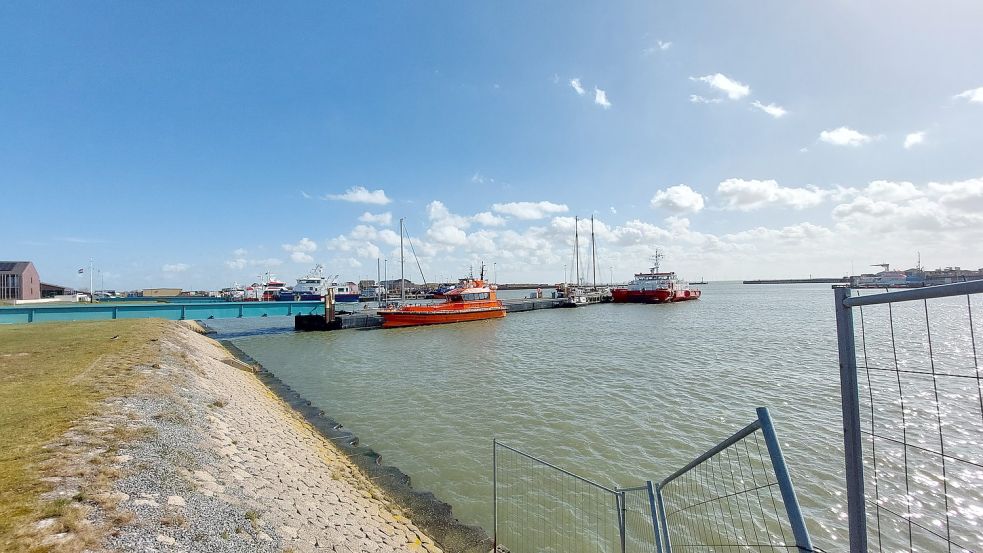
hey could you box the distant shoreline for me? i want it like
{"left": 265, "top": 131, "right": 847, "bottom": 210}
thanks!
{"left": 743, "top": 278, "right": 849, "bottom": 284}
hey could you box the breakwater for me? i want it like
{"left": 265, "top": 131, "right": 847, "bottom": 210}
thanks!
{"left": 743, "top": 277, "right": 848, "bottom": 284}
{"left": 221, "top": 340, "right": 492, "bottom": 552}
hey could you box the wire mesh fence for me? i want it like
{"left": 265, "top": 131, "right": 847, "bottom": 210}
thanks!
{"left": 835, "top": 282, "right": 983, "bottom": 552}
{"left": 656, "top": 408, "right": 814, "bottom": 552}
{"left": 493, "top": 440, "right": 629, "bottom": 553}
{"left": 621, "top": 484, "right": 662, "bottom": 553}
{"left": 494, "top": 408, "right": 813, "bottom": 553}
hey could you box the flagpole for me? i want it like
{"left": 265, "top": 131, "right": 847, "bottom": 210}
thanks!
{"left": 89, "top": 258, "right": 94, "bottom": 302}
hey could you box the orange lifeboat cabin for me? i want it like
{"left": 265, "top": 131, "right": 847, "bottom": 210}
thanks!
{"left": 378, "top": 279, "right": 506, "bottom": 328}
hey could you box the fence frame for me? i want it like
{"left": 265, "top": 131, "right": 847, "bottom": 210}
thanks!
{"left": 493, "top": 439, "right": 662, "bottom": 553}
{"left": 655, "top": 406, "right": 814, "bottom": 553}
{"left": 495, "top": 406, "right": 812, "bottom": 553}
{"left": 834, "top": 280, "right": 983, "bottom": 552}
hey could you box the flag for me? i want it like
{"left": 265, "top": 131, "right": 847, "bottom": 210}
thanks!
{"left": 78, "top": 268, "right": 84, "bottom": 274}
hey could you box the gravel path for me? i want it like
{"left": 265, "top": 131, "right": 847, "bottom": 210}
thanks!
{"left": 101, "top": 322, "right": 443, "bottom": 553}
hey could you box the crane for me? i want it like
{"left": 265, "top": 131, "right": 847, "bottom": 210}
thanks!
{"left": 871, "top": 263, "right": 890, "bottom": 272}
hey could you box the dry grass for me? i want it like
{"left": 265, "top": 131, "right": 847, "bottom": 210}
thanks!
{"left": 0, "top": 319, "right": 166, "bottom": 551}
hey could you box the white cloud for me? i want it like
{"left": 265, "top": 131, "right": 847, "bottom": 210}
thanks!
{"left": 650, "top": 184, "right": 705, "bottom": 213}
{"left": 427, "top": 224, "right": 469, "bottom": 246}
{"left": 300, "top": 190, "right": 312, "bottom": 199}
{"left": 751, "top": 101, "right": 787, "bottom": 118}
{"left": 281, "top": 237, "right": 318, "bottom": 264}
{"left": 426, "top": 201, "right": 472, "bottom": 227}
{"left": 473, "top": 211, "right": 507, "bottom": 227}
{"left": 358, "top": 211, "right": 392, "bottom": 225}
{"left": 692, "top": 73, "right": 750, "bottom": 100}
{"left": 819, "top": 127, "right": 873, "bottom": 147}
{"left": 725, "top": 222, "right": 833, "bottom": 244}
{"left": 716, "top": 178, "right": 830, "bottom": 211}
{"left": 643, "top": 41, "right": 672, "bottom": 55}
{"left": 863, "top": 180, "right": 922, "bottom": 202}
{"left": 282, "top": 237, "right": 318, "bottom": 254}
{"left": 224, "top": 257, "right": 284, "bottom": 270}
{"left": 954, "top": 86, "right": 983, "bottom": 104}
{"left": 325, "top": 185, "right": 392, "bottom": 205}
{"left": 594, "top": 87, "right": 611, "bottom": 109}
{"left": 492, "top": 201, "right": 569, "bottom": 220}
{"left": 689, "top": 95, "right": 722, "bottom": 104}
{"left": 832, "top": 177, "right": 983, "bottom": 236}
{"left": 928, "top": 177, "right": 983, "bottom": 212}
{"left": 609, "top": 206, "right": 617, "bottom": 214}
{"left": 570, "top": 78, "right": 585, "bottom": 96}
{"left": 903, "top": 131, "right": 925, "bottom": 149}
{"left": 233, "top": 248, "right": 248, "bottom": 257}
{"left": 162, "top": 263, "right": 189, "bottom": 273}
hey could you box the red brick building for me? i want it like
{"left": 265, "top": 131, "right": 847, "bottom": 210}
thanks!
{"left": 0, "top": 261, "right": 41, "bottom": 300}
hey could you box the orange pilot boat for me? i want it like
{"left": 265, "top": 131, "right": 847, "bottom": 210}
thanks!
{"left": 378, "top": 268, "right": 506, "bottom": 328}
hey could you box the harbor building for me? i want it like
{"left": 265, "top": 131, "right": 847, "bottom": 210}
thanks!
{"left": 0, "top": 261, "right": 40, "bottom": 301}
{"left": 40, "top": 282, "right": 74, "bottom": 298}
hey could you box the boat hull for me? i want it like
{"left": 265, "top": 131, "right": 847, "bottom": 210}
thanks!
{"left": 378, "top": 307, "right": 506, "bottom": 328}
{"left": 611, "top": 288, "right": 701, "bottom": 303}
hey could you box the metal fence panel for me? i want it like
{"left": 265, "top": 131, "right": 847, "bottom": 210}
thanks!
{"left": 493, "top": 440, "right": 626, "bottom": 553}
{"left": 656, "top": 408, "right": 813, "bottom": 552}
{"left": 835, "top": 282, "right": 983, "bottom": 552}
{"left": 494, "top": 407, "right": 811, "bottom": 553}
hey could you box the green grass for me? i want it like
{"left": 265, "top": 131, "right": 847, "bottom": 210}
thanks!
{"left": 0, "top": 319, "right": 166, "bottom": 550}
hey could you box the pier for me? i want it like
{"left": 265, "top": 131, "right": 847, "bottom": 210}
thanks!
{"left": 295, "top": 297, "right": 571, "bottom": 331}
{"left": 0, "top": 295, "right": 589, "bottom": 327}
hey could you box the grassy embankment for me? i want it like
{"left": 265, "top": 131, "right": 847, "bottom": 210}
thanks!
{"left": 0, "top": 319, "right": 165, "bottom": 551}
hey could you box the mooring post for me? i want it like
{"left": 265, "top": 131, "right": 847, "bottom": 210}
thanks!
{"left": 326, "top": 288, "right": 335, "bottom": 323}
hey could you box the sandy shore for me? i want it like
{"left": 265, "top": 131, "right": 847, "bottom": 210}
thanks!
{"left": 30, "top": 321, "right": 451, "bottom": 552}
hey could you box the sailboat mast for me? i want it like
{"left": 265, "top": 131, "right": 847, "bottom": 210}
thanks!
{"left": 574, "top": 216, "right": 580, "bottom": 286}
{"left": 400, "top": 218, "right": 405, "bottom": 301}
{"left": 591, "top": 215, "right": 597, "bottom": 290}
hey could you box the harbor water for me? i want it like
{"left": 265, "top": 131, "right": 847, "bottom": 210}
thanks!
{"left": 207, "top": 282, "right": 983, "bottom": 548}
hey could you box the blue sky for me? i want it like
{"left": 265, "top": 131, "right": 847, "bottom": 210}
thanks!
{"left": 3, "top": 1, "right": 982, "bottom": 290}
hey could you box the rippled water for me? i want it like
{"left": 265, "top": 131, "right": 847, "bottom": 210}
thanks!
{"left": 208, "top": 283, "right": 983, "bottom": 550}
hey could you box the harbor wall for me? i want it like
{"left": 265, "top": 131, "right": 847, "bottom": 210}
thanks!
{"left": 219, "top": 338, "right": 492, "bottom": 552}
{"left": 0, "top": 300, "right": 324, "bottom": 324}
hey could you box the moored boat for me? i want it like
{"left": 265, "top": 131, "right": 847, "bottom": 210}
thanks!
{"left": 378, "top": 268, "right": 506, "bottom": 328}
{"left": 276, "top": 265, "right": 361, "bottom": 302}
{"left": 611, "top": 252, "right": 701, "bottom": 304}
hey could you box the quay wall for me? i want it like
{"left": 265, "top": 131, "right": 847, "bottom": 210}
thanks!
{"left": 0, "top": 300, "right": 324, "bottom": 324}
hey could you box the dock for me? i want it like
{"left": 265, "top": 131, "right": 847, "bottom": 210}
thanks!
{"left": 295, "top": 297, "right": 572, "bottom": 331}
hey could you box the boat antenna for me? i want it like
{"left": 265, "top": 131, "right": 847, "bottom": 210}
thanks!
{"left": 591, "top": 215, "right": 597, "bottom": 290}
{"left": 650, "top": 250, "right": 664, "bottom": 273}
{"left": 480, "top": 262, "right": 485, "bottom": 281}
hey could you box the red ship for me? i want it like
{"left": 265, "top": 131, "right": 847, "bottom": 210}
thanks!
{"left": 611, "top": 252, "right": 701, "bottom": 304}
{"left": 378, "top": 267, "right": 506, "bottom": 328}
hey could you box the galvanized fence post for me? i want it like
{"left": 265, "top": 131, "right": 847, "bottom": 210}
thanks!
{"left": 655, "top": 484, "right": 672, "bottom": 553}
{"left": 757, "top": 407, "right": 814, "bottom": 552}
{"left": 834, "top": 286, "right": 867, "bottom": 553}
{"left": 645, "top": 480, "right": 663, "bottom": 553}
{"left": 492, "top": 438, "right": 497, "bottom": 550}
{"left": 616, "top": 491, "right": 627, "bottom": 553}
